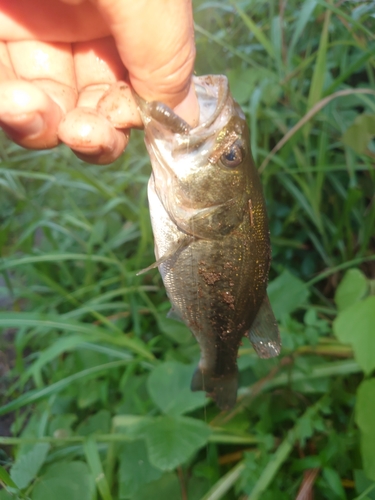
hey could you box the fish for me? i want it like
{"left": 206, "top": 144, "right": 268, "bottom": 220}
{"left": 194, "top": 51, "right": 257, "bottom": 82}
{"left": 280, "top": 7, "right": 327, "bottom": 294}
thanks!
{"left": 135, "top": 75, "right": 281, "bottom": 410}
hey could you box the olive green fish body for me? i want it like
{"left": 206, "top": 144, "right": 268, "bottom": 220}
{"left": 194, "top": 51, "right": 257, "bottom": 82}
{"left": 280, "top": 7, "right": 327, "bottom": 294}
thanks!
{"left": 137, "top": 75, "right": 280, "bottom": 410}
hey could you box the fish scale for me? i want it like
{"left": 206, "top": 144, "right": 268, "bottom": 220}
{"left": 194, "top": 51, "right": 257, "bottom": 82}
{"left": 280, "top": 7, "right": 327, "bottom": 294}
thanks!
{"left": 136, "top": 75, "right": 281, "bottom": 410}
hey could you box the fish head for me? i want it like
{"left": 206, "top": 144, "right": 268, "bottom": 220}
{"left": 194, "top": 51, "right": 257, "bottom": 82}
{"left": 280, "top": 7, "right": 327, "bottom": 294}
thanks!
{"left": 136, "top": 75, "right": 257, "bottom": 237}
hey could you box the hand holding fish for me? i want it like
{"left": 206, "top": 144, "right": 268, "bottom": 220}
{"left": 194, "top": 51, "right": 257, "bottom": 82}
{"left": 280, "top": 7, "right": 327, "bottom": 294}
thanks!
{"left": 0, "top": 0, "right": 199, "bottom": 163}
{"left": 0, "top": 0, "right": 281, "bottom": 410}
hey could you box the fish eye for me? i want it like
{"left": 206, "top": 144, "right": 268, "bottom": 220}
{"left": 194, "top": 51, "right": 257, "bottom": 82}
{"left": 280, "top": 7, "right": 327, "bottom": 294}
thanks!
{"left": 220, "top": 142, "right": 244, "bottom": 168}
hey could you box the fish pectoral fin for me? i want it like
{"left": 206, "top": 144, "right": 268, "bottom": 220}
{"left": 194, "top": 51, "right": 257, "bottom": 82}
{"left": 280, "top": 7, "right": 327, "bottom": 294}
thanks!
{"left": 246, "top": 295, "right": 281, "bottom": 359}
{"left": 185, "top": 198, "right": 244, "bottom": 238}
{"left": 136, "top": 235, "right": 194, "bottom": 276}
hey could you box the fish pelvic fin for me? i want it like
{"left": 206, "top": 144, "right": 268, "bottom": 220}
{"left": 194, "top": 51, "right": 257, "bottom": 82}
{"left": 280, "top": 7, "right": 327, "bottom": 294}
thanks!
{"left": 191, "top": 366, "right": 238, "bottom": 411}
{"left": 246, "top": 294, "right": 281, "bottom": 359}
{"left": 166, "top": 307, "right": 184, "bottom": 323}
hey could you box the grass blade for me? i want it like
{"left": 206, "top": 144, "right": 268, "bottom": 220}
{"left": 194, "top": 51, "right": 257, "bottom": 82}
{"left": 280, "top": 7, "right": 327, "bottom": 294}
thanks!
{"left": 84, "top": 437, "right": 113, "bottom": 500}
{"left": 0, "top": 253, "right": 121, "bottom": 271}
{"left": 230, "top": 0, "right": 275, "bottom": 60}
{"left": 306, "top": 3, "right": 331, "bottom": 110}
{"left": 0, "top": 360, "right": 130, "bottom": 416}
{"left": 248, "top": 398, "right": 327, "bottom": 499}
{"left": 201, "top": 462, "right": 246, "bottom": 500}
{"left": 194, "top": 23, "right": 261, "bottom": 68}
{"left": 0, "top": 312, "right": 154, "bottom": 360}
{"left": 287, "top": 0, "right": 317, "bottom": 64}
{"left": 259, "top": 88, "right": 375, "bottom": 172}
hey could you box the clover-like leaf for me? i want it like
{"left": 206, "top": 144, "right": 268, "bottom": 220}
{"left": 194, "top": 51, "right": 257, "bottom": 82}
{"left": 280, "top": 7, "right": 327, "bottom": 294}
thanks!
{"left": 334, "top": 296, "right": 375, "bottom": 374}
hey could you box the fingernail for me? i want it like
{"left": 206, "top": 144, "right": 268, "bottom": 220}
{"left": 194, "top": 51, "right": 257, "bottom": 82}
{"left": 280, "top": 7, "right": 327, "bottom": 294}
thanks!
{"left": 1, "top": 113, "right": 44, "bottom": 137}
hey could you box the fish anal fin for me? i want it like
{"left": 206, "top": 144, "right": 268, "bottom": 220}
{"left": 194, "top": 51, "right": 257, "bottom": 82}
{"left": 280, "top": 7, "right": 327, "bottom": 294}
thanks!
{"left": 246, "top": 295, "right": 281, "bottom": 359}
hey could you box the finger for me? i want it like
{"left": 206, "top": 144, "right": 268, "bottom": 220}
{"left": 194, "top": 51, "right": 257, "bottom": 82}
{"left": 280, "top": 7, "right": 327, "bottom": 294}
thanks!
{"left": 0, "top": 80, "right": 62, "bottom": 148}
{"left": 0, "top": 0, "right": 108, "bottom": 42}
{"left": 93, "top": 0, "right": 199, "bottom": 125}
{"left": 58, "top": 0, "right": 85, "bottom": 5}
{"left": 72, "top": 36, "right": 138, "bottom": 121}
{"left": 8, "top": 40, "right": 77, "bottom": 113}
{"left": 72, "top": 37, "right": 141, "bottom": 130}
{"left": 97, "top": 81, "right": 142, "bottom": 129}
{"left": 1, "top": 40, "right": 78, "bottom": 148}
{"left": 58, "top": 107, "right": 129, "bottom": 164}
{"left": 0, "top": 42, "right": 16, "bottom": 81}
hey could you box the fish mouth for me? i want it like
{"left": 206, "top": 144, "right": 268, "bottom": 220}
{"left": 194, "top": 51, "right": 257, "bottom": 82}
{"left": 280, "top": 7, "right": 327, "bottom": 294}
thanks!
{"left": 191, "top": 75, "right": 230, "bottom": 132}
{"left": 133, "top": 75, "right": 231, "bottom": 140}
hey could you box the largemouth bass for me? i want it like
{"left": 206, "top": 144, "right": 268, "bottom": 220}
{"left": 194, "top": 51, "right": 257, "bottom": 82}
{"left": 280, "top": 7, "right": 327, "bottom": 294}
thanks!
{"left": 136, "top": 75, "right": 280, "bottom": 410}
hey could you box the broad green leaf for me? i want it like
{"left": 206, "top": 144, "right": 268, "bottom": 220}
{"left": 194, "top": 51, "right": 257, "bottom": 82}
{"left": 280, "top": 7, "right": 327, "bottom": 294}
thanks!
{"left": 227, "top": 68, "right": 255, "bottom": 104}
{"left": 0, "top": 465, "right": 17, "bottom": 488}
{"left": 118, "top": 440, "right": 162, "bottom": 499}
{"left": 334, "top": 269, "right": 368, "bottom": 311}
{"left": 31, "top": 461, "right": 94, "bottom": 500}
{"left": 227, "top": 68, "right": 278, "bottom": 105}
{"left": 354, "top": 470, "right": 375, "bottom": 500}
{"left": 356, "top": 380, "right": 375, "bottom": 435}
{"left": 342, "top": 114, "right": 375, "bottom": 155}
{"left": 188, "top": 476, "right": 212, "bottom": 500}
{"left": 0, "top": 492, "right": 14, "bottom": 500}
{"left": 10, "top": 443, "right": 50, "bottom": 489}
{"left": 135, "top": 473, "right": 182, "bottom": 500}
{"left": 76, "top": 409, "right": 111, "bottom": 436}
{"left": 322, "top": 468, "right": 346, "bottom": 499}
{"left": 138, "top": 416, "right": 211, "bottom": 471}
{"left": 157, "top": 317, "right": 192, "bottom": 345}
{"left": 356, "top": 380, "right": 375, "bottom": 481}
{"left": 268, "top": 270, "right": 310, "bottom": 320}
{"left": 48, "top": 414, "right": 77, "bottom": 438}
{"left": 147, "top": 362, "right": 206, "bottom": 416}
{"left": 333, "top": 296, "right": 375, "bottom": 374}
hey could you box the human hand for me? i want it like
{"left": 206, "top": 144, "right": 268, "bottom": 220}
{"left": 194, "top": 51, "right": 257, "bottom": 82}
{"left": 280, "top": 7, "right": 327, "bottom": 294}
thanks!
{"left": 0, "top": 0, "right": 198, "bottom": 164}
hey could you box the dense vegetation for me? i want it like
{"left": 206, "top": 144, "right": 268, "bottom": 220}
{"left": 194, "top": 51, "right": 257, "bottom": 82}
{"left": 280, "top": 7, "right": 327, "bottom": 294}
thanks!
{"left": 1, "top": 1, "right": 375, "bottom": 498}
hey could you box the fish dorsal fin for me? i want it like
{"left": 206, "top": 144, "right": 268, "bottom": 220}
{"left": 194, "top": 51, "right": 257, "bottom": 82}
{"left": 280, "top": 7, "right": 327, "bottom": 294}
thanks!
{"left": 136, "top": 235, "right": 194, "bottom": 276}
{"left": 246, "top": 295, "right": 281, "bottom": 359}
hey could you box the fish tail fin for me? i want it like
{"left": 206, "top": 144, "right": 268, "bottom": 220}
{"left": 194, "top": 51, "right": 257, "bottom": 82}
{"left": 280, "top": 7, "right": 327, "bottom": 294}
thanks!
{"left": 191, "top": 366, "right": 238, "bottom": 411}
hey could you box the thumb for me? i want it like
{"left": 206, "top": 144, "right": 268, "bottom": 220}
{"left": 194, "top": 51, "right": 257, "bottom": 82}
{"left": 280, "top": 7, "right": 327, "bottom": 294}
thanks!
{"left": 92, "top": 0, "right": 196, "bottom": 108}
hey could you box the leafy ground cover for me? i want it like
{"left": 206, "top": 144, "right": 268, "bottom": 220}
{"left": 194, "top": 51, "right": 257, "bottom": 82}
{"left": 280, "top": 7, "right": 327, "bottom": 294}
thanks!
{"left": 1, "top": 1, "right": 375, "bottom": 499}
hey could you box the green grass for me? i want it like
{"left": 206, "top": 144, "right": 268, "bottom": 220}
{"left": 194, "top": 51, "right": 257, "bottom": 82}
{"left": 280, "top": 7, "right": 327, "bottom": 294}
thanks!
{"left": 1, "top": 1, "right": 375, "bottom": 499}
